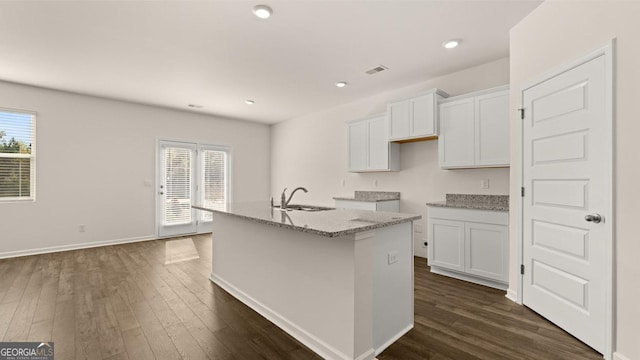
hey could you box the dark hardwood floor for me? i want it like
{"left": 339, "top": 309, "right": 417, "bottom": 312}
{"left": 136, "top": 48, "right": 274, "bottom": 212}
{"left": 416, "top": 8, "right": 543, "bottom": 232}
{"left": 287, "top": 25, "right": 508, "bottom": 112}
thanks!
{"left": 0, "top": 235, "right": 601, "bottom": 359}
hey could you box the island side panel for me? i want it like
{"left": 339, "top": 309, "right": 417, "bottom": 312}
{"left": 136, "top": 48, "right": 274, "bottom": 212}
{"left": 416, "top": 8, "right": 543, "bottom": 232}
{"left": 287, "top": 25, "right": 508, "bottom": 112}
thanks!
{"left": 373, "top": 221, "right": 414, "bottom": 354}
{"left": 209, "top": 213, "right": 375, "bottom": 360}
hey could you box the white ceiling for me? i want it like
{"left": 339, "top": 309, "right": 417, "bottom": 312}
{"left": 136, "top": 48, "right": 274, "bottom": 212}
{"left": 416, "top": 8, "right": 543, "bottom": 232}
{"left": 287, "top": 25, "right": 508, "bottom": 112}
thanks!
{"left": 0, "top": 1, "right": 541, "bottom": 124}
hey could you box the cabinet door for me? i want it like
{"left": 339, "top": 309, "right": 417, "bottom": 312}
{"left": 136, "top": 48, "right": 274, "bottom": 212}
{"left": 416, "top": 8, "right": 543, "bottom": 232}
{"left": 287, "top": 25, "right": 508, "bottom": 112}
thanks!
{"left": 367, "top": 115, "right": 389, "bottom": 170}
{"left": 439, "top": 98, "right": 475, "bottom": 168}
{"left": 465, "top": 222, "right": 509, "bottom": 282}
{"left": 348, "top": 121, "right": 367, "bottom": 172}
{"left": 388, "top": 101, "right": 410, "bottom": 140}
{"left": 475, "top": 90, "right": 510, "bottom": 166}
{"left": 410, "top": 93, "right": 437, "bottom": 137}
{"left": 428, "top": 218, "right": 465, "bottom": 272}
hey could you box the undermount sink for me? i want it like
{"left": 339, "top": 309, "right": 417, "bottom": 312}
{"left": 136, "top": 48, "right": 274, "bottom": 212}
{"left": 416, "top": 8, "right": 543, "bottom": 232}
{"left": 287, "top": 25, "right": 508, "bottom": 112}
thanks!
{"left": 274, "top": 204, "right": 334, "bottom": 212}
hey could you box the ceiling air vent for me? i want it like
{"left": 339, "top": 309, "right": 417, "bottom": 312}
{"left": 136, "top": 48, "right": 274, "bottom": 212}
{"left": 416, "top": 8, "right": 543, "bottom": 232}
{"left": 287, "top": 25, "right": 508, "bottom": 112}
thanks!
{"left": 365, "top": 65, "right": 388, "bottom": 75}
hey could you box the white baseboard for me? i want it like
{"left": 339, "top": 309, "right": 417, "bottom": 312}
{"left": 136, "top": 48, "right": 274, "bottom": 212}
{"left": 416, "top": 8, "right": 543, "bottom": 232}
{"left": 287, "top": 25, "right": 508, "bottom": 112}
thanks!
{"left": 613, "top": 352, "right": 631, "bottom": 360}
{"left": 430, "top": 266, "right": 508, "bottom": 291}
{"left": 211, "top": 272, "right": 375, "bottom": 360}
{"left": 375, "top": 324, "right": 413, "bottom": 356}
{"left": 0, "top": 235, "right": 157, "bottom": 259}
{"left": 505, "top": 289, "right": 518, "bottom": 303}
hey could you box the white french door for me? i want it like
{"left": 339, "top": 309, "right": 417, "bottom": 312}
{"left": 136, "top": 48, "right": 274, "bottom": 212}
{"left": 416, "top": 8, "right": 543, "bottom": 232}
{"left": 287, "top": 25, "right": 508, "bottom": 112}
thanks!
{"left": 156, "top": 140, "right": 230, "bottom": 237}
{"left": 521, "top": 45, "right": 613, "bottom": 356}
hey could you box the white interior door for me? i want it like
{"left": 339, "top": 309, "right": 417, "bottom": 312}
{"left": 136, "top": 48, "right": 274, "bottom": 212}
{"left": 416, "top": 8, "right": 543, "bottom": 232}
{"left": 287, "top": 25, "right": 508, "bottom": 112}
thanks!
{"left": 522, "top": 51, "right": 612, "bottom": 355}
{"left": 157, "top": 140, "right": 197, "bottom": 237}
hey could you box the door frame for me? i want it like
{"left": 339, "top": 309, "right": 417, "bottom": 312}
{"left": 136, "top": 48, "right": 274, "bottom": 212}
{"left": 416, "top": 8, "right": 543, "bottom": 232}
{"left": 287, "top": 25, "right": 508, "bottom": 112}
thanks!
{"left": 515, "top": 40, "right": 615, "bottom": 359}
{"left": 155, "top": 137, "right": 233, "bottom": 238}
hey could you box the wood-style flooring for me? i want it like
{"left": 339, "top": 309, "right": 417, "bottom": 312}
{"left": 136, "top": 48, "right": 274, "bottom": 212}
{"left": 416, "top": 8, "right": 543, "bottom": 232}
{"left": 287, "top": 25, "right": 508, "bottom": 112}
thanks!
{"left": 0, "top": 234, "right": 602, "bottom": 360}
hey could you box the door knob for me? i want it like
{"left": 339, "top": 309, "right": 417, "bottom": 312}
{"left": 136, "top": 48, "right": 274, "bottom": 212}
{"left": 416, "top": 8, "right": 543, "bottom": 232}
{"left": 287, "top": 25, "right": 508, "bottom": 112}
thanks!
{"left": 584, "top": 214, "right": 602, "bottom": 223}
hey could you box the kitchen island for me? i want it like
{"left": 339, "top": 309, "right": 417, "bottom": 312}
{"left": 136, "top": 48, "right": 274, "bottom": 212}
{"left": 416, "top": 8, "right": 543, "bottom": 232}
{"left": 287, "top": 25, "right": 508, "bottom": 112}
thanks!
{"left": 193, "top": 202, "right": 420, "bottom": 360}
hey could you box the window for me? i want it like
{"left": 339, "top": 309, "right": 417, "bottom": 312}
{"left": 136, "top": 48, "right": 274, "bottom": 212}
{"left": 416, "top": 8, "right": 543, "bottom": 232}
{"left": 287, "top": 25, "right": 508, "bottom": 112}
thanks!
{"left": 0, "top": 109, "right": 36, "bottom": 201}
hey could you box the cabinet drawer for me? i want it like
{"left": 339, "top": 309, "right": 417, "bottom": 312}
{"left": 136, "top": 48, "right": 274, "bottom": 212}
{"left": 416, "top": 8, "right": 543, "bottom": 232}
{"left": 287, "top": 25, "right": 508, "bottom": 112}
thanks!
{"left": 428, "top": 206, "right": 508, "bottom": 225}
{"left": 334, "top": 199, "right": 400, "bottom": 212}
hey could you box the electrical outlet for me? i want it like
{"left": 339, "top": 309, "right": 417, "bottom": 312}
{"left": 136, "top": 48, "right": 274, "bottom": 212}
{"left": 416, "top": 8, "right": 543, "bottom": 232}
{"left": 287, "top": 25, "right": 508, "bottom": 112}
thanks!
{"left": 340, "top": 179, "right": 345, "bottom": 187}
{"left": 480, "top": 179, "right": 490, "bottom": 189}
{"left": 373, "top": 179, "right": 378, "bottom": 187}
{"left": 388, "top": 251, "right": 398, "bottom": 265}
{"left": 79, "top": 224, "right": 86, "bottom": 233}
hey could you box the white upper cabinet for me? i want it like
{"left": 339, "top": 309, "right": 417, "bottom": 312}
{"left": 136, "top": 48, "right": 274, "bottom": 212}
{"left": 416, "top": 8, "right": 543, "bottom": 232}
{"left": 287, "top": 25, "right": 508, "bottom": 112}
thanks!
{"left": 388, "top": 89, "right": 448, "bottom": 141}
{"left": 439, "top": 86, "right": 510, "bottom": 169}
{"left": 347, "top": 114, "right": 400, "bottom": 172}
{"left": 348, "top": 120, "right": 368, "bottom": 172}
{"left": 439, "top": 97, "right": 475, "bottom": 167}
{"left": 475, "top": 90, "right": 510, "bottom": 166}
{"left": 367, "top": 115, "right": 390, "bottom": 170}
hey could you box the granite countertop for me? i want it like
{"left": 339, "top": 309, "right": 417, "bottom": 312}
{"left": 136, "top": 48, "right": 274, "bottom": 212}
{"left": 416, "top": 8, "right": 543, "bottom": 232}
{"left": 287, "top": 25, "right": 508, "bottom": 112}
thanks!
{"left": 426, "top": 194, "right": 509, "bottom": 211}
{"left": 333, "top": 191, "right": 400, "bottom": 203}
{"left": 193, "top": 201, "right": 420, "bottom": 238}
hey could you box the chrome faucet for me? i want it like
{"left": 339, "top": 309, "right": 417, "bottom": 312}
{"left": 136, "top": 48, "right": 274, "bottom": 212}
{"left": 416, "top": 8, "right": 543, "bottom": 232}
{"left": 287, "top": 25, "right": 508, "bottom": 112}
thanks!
{"left": 280, "top": 187, "right": 308, "bottom": 210}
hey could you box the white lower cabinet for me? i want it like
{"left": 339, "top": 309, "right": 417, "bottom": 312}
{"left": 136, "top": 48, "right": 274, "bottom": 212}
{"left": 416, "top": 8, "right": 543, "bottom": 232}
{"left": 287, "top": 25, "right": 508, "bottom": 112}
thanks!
{"left": 428, "top": 218, "right": 465, "bottom": 272}
{"left": 427, "top": 206, "right": 508, "bottom": 289}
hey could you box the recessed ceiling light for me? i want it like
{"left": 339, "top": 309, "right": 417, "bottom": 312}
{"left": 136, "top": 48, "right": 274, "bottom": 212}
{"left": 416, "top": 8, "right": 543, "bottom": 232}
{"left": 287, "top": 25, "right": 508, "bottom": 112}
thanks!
{"left": 335, "top": 82, "right": 348, "bottom": 88}
{"left": 245, "top": 100, "right": 255, "bottom": 105}
{"left": 253, "top": 5, "right": 273, "bottom": 19}
{"left": 442, "top": 39, "right": 462, "bottom": 49}
{"left": 188, "top": 104, "right": 203, "bottom": 109}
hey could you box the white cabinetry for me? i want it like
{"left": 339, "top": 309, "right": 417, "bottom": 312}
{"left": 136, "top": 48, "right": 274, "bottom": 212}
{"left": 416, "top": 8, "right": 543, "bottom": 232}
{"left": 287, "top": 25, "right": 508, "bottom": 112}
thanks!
{"left": 388, "top": 89, "right": 448, "bottom": 142}
{"left": 428, "top": 218, "right": 465, "bottom": 272}
{"left": 427, "top": 206, "right": 508, "bottom": 289}
{"left": 438, "top": 86, "right": 510, "bottom": 169}
{"left": 348, "top": 114, "right": 399, "bottom": 172}
{"left": 438, "top": 98, "right": 475, "bottom": 167}
{"left": 334, "top": 199, "right": 400, "bottom": 212}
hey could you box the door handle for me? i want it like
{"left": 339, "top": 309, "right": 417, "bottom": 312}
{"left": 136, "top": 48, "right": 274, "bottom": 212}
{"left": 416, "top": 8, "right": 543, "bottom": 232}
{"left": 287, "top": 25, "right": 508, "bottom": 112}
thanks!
{"left": 584, "top": 214, "right": 602, "bottom": 223}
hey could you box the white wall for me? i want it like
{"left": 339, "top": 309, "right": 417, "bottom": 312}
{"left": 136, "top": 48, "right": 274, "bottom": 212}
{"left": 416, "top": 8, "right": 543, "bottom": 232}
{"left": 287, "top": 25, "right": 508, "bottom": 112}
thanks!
{"left": 509, "top": 2, "right": 640, "bottom": 359}
{"left": 0, "top": 80, "right": 270, "bottom": 257}
{"left": 271, "top": 58, "right": 511, "bottom": 257}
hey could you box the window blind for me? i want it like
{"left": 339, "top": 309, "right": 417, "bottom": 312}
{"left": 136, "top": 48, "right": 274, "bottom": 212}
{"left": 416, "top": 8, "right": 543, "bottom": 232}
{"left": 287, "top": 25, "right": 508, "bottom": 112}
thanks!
{"left": 201, "top": 150, "right": 227, "bottom": 221}
{"left": 163, "top": 147, "right": 192, "bottom": 225}
{"left": 0, "top": 110, "right": 35, "bottom": 201}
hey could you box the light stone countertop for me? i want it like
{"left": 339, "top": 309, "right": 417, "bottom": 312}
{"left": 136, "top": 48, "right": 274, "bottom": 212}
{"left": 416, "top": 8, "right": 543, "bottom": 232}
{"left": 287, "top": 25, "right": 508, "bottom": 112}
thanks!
{"left": 426, "top": 194, "right": 509, "bottom": 212}
{"left": 333, "top": 191, "right": 401, "bottom": 202}
{"left": 193, "top": 201, "right": 420, "bottom": 238}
